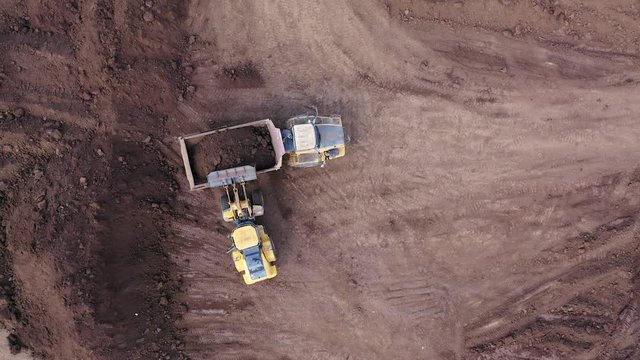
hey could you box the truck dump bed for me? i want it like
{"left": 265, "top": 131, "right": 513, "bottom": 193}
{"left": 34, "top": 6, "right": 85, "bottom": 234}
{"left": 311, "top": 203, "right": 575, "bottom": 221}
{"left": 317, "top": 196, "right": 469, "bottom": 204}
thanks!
{"left": 178, "top": 119, "right": 285, "bottom": 190}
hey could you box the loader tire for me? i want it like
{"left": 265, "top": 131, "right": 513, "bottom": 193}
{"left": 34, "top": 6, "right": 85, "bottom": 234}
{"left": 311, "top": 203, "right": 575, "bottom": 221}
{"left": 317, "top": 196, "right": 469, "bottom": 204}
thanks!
{"left": 220, "top": 194, "right": 231, "bottom": 211}
{"left": 251, "top": 190, "right": 263, "bottom": 206}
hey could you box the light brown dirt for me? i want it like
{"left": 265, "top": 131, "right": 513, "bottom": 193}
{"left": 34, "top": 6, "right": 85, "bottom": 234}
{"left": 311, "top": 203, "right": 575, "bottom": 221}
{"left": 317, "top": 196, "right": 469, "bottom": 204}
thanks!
{"left": 0, "top": 1, "right": 640, "bottom": 360}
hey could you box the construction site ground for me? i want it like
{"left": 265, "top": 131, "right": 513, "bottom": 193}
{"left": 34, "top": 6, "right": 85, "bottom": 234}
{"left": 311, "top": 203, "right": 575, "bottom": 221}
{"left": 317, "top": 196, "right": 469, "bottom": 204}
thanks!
{"left": 0, "top": 1, "right": 639, "bottom": 359}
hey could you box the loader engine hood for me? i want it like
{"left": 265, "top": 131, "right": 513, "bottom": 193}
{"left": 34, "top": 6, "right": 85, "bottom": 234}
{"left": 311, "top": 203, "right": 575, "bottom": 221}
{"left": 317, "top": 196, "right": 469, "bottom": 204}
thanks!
{"left": 316, "top": 124, "right": 345, "bottom": 149}
{"left": 291, "top": 123, "right": 344, "bottom": 152}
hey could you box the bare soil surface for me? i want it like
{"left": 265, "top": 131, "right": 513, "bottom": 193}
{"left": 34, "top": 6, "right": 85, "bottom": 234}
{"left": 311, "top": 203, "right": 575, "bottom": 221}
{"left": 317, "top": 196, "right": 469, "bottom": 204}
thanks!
{"left": 186, "top": 126, "right": 275, "bottom": 182}
{"left": 0, "top": 1, "right": 640, "bottom": 360}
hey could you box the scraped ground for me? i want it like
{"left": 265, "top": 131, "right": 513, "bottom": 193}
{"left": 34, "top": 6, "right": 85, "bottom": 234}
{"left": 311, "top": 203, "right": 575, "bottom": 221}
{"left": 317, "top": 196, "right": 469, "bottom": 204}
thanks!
{"left": 0, "top": 1, "right": 639, "bottom": 359}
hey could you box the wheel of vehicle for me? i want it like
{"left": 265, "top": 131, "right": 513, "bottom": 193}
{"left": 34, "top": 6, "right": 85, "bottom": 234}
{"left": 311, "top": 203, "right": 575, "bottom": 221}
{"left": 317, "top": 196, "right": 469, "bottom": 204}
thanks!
{"left": 251, "top": 190, "right": 263, "bottom": 206}
{"left": 220, "top": 193, "right": 231, "bottom": 211}
{"left": 270, "top": 239, "right": 276, "bottom": 259}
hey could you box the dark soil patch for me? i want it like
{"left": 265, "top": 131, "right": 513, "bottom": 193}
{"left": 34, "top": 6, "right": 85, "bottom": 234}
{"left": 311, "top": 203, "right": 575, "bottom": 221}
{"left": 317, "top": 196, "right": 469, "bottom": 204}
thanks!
{"left": 7, "top": 333, "right": 23, "bottom": 354}
{"left": 187, "top": 125, "right": 276, "bottom": 182}
{"left": 221, "top": 61, "right": 264, "bottom": 88}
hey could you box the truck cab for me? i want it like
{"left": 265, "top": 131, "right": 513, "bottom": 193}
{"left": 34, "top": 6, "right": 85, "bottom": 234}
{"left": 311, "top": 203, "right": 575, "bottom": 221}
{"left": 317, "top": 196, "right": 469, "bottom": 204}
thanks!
{"left": 281, "top": 115, "right": 346, "bottom": 168}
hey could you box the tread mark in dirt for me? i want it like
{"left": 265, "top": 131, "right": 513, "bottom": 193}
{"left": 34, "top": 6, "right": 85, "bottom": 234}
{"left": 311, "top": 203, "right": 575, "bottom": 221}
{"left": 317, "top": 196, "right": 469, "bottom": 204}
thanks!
{"left": 369, "top": 278, "right": 453, "bottom": 322}
{"left": 465, "top": 249, "right": 640, "bottom": 358}
{"left": 0, "top": 31, "right": 75, "bottom": 56}
{"left": 356, "top": 71, "right": 453, "bottom": 100}
{"left": 2, "top": 80, "right": 77, "bottom": 98}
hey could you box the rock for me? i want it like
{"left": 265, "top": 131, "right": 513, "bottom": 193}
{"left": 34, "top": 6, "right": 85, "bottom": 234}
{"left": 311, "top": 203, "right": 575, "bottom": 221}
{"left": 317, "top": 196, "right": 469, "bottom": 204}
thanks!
{"left": 145, "top": 0, "right": 153, "bottom": 7}
{"left": 118, "top": 156, "right": 125, "bottom": 162}
{"left": 152, "top": 203, "right": 159, "bottom": 208}
{"left": 33, "top": 169, "right": 43, "bottom": 180}
{"left": 188, "top": 35, "right": 196, "bottom": 44}
{"left": 79, "top": 177, "right": 87, "bottom": 186}
{"left": 514, "top": 24, "right": 522, "bottom": 36}
{"left": 79, "top": 91, "right": 93, "bottom": 101}
{"left": 96, "top": 148, "right": 104, "bottom": 156}
{"left": 143, "top": 11, "right": 155, "bottom": 22}
{"left": 48, "top": 129, "right": 63, "bottom": 140}
{"left": 36, "top": 199, "right": 47, "bottom": 210}
{"left": 2, "top": 144, "right": 13, "bottom": 152}
{"left": 186, "top": 85, "right": 196, "bottom": 92}
{"left": 143, "top": 136, "right": 152, "bottom": 143}
{"left": 13, "top": 108, "right": 24, "bottom": 118}
{"left": 159, "top": 296, "right": 169, "bottom": 306}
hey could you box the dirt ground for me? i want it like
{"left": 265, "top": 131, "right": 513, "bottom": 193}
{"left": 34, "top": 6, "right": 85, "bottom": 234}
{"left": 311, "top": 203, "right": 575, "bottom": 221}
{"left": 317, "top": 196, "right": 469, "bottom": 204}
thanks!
{"left": 0, "top": 0, "right": 640, "bottom": 359}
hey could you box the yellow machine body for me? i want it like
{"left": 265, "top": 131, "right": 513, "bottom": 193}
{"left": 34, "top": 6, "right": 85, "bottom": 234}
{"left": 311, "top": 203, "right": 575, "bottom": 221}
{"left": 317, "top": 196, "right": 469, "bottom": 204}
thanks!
{"left": 282, "top": 115, "right": 346, "bottom": 168}
{"left": 230, "top": 223, "right": 277, "bottom": 285}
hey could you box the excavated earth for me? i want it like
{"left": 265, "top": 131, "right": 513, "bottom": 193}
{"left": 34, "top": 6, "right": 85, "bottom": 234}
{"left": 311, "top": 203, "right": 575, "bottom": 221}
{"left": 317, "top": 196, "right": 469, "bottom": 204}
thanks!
{"left": 186, "top": 126, "right": 276, "bottom": 182}
{"left": 0, "top": 1, "right": 640, "bottom": 360}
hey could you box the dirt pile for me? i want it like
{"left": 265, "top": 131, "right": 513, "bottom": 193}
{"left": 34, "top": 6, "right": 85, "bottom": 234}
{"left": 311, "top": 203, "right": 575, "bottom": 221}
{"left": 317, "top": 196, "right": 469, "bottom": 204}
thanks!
{"left": 187, "top": 125, "right": 276, "bottom": 181}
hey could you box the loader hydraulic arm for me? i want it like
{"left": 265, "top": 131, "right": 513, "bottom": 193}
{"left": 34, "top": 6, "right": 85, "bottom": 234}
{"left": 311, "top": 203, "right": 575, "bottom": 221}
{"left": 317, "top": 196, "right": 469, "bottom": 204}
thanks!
{"left": 222, "top": 178, "right": 252, "bottom": 221}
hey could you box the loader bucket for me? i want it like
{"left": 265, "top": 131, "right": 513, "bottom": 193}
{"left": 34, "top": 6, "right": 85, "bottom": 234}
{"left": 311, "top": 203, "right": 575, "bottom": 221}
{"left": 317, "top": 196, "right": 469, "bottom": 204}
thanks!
{"left": 207, "top": 166, "right": 257, "bottom": 188}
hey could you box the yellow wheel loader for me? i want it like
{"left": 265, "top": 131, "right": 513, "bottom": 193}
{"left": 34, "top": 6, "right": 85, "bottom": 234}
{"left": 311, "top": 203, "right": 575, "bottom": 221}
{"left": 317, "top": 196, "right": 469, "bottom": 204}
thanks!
{"left": 229, "top": 221, "right": 277, "bottom": 285}
{"left": 212, "top": 166, "right": 277, "bottom": 285}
